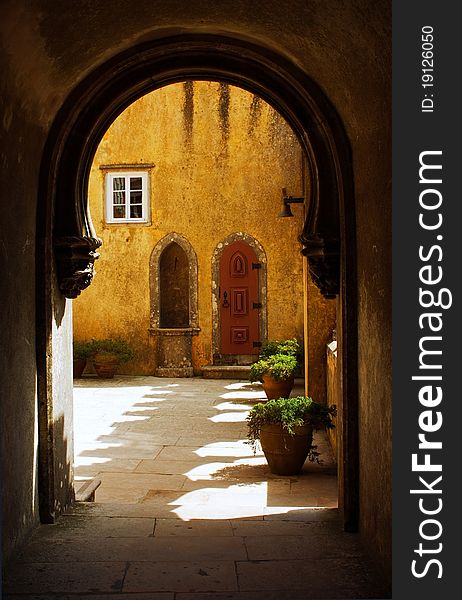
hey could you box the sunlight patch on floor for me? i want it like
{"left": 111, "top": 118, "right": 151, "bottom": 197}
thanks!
{"left": 208, "top": 411, "right": 249, "bottom": 423}
{"left": 224, "top": 382, "right": 258, "bottom": 390}
{"left": 194, "top": 440, "right": 260, "bottom": 458}
{"left": 220, "top": 391, "right": 266, "bottom": 400}
{"left": 214, "top": 401, "right": 252, "bottom": 411}
{"left": 183, "top": 456, "right": 265, "bottom": 480}
{"left": 169, "top": 482, "right": 312, "bottom": 520}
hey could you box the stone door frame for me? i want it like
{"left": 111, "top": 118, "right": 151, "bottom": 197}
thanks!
{"left": 211, "top": 233, "right": 267, "bottom": 362}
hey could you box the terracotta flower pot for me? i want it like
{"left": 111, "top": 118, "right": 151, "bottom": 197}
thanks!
{"left": 93, "top": 352, "right": 120, "bottom": 379}
{"left": 73, "top": 358, "right": 87, "bottom": 378}
{"left": 262, "top": 374, "right": 294, "bottom": 400}
{"left": 260, "top": 423, "right": 313, "bottom": 475}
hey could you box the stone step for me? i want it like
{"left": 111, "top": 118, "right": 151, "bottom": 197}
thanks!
{"left": 201, "top": 365, "right": 252, "bottom": 379}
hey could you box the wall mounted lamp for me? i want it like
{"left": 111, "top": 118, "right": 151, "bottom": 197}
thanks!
{"left": 278, "top": 187, "right": 305, "bottom": 217}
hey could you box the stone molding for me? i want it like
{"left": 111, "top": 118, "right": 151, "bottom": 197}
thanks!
{"left": 301, "top": 233, "right": 340, "bottom": 299}
{"left": 54, "top": 236, "right": 102, "bottom": 299}
{"left": 149, "top": 233, "right": 199, "bottom": 330}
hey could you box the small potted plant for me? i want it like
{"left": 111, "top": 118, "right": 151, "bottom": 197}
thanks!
{"left": 260, "top": 338, "right": 304, "bottom": 377}
{"left": 259, "top": 338, "right": 301, "bottom": 359}
{"left": 246, "top": 396, "right": 336, "bottom": 475}
{"left": 73, "top": 340, "right": 94, "bottom": 378}
{"left": 90, "top": 338, "right": 134, "bottom": 379}
{"left": 249, "top": 353, "right": 298, "bottom": 399}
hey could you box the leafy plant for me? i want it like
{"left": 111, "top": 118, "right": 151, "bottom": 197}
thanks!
{"left": 73, "top": 340, "right": 94, "bottom": 360}
{"left": 259, "top": 338, "right": 304, "bottom": 375}
{"left": 249, "top": 353, "right": 298, "bottom": 382}
{"left": 90, "top": 338, "right": 135, "bottom": 363}
{"left": 260, "top": 338, "right": 300, "bottom": 359}
{"left": 246, "top": 396, "right": 337, "bottom": 457}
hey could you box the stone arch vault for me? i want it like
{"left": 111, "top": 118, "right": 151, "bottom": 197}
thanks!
{"left": 38, "top": 33, "right": 358, "bottom": 531}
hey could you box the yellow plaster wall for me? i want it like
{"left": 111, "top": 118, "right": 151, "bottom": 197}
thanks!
{"left": 73, "top": 81, "right": 310, "bottom": 373}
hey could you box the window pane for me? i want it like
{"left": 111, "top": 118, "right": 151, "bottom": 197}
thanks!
{"left": 130, "top": 205, "right": 143, "bottom": 218}
{"left": 130, "top": 190, "right": 142, "bottom": 204}
{"left": 130, "top": 177, "right": 142, "bottom": 190}
{"left": 113, "top": 177, "right": 125, "bottom": 191}
{"left": 113, "top": 191, "right": 125, "bottom": 204}
{"left": 113, "top": 206, "right": 125, "bottom": 219}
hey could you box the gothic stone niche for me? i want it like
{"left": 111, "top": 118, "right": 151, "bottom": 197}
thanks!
{"left": 149, "top": 233, "right": 199, "bottom": 377}
{"left": 160, "top": 242, "right": 190, "bottom": 328}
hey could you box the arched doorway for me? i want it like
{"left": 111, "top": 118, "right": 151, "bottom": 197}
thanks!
{"left": 38, "top": 33, "right": 357, "bottom": 530}
{"left": 211, "top": 233, "right": 268, "bottom": 364}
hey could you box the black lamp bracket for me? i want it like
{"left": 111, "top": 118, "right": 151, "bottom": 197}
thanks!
{"left": 282, "top": 188, "right": 304, "bottom": 205}
{"left": 279, "top": 187, "right": 305, "bottom": 217}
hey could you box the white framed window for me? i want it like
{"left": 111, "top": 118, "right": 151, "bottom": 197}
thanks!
{"left": 105, "top": 171, "right": 150, "bottom": 223}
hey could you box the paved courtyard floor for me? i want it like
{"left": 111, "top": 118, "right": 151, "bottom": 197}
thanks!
{"left": 3, "top": 376, "right": 390, "bottom": 599}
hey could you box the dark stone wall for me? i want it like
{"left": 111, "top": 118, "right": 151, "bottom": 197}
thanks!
{"left": 0, "top": 0, "right": 391, "bottom": 576}
{"left": 0, "top": 74, "right": 44, "bottom": 558}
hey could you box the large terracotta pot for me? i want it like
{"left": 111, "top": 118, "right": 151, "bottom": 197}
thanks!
{"left": 73, "top": 358, "right": 87, "bottom": 378}
{"left": 262, "top": 374, "right": 294, "bottom": 400}
{"left": 93, "top": 352, "right": 120, "bottom": 379}
{"left": 260, "top": 423, "right": 313, "bottom": 475}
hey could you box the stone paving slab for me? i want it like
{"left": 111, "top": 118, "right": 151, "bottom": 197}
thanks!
{"left": 122, "top": 561, "right": 238, "bottom": 593}
{"left": 3, "top": 562, "right": 127, "bottom": 595}
{"left": 26, "top": 516, "right": 156, "bottom": 539}
{"left": 229, "top": 519, "right": 336, "bottom": 536}
{"left": 13, "top": 535, "right": 247, "bottom": 564}
{"left": 155, "top": 518, "right": 234, "bottom": 537}
{"left": 95, "top": 472, "right": 187, "bottom": 503}
{"left": 262, "top": 507, "right": 339, "bottom": 521}
{"left": 156, "top": 443, "right": 257, "bottom": 461}
{"left": 65, "top": 502, "right": 187, "bottom": 518}
{"left": 75, "top": 458, "right": 142, "bottom": 479}
{"left": 236, "top": 557, "right": 377, "bottom": 595}
{"left": 244, "top": 533, "right": 363, "bottom": 560}
{"left": 134, "top": 458, "right": 231, "bottom": 475}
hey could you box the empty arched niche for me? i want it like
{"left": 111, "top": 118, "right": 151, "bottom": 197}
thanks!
{"left": 150, "top": 233, "right": 199, "bottom": 330}
{"left": 150, "top": 233, "right": 199, "bottom": 377}
{"left": 160, "top": 242, "right": 190, "bottom": 328}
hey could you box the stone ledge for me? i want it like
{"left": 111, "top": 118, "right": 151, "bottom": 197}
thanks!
{"left": 155, "top": 366, "right": 194, "bottom": 377}
{"left": 202, "top": 365, "right": 251, "bottom": 380}
{"left": 75, "top": 478, "right": 102, "bottom": 502}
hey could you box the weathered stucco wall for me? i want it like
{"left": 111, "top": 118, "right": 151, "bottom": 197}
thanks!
{"left": 73, "top": 82, "right": 307, "bottom": 373}
{"left": 1, "top": 0, "right": 391, "bottom": 579}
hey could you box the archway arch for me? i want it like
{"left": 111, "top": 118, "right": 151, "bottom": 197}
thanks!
{"left": 38, "top": 32, "right": 357, "bottom": 530}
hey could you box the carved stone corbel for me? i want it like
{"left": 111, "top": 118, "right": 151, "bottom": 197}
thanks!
{"left": 301, "top": 233, "right": 339, "bottom": 299}
{"left": 54, "top": 236, "right": 102, "bottom": 299}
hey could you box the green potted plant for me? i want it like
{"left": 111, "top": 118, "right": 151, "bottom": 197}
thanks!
{"left": 260, "top": 338, "right": 300, "bottom": 359}
{"left": 73, "top": 340, "right": 94, "bottom": 378}
{"left": 260, "top": 338, "right": 304, "bottom": 376}
{"left": 246, "top": 396, "right": 336, "bottom": 475}
{"left": 249, "top": 352, "right": 298, "bottom": 399}
{"left": 90, "top": 338, "right": 134, "bottom": 379}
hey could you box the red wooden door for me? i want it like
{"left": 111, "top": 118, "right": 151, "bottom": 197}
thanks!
{"left": 220, "top": 241, "right": 260, "bottom": 355}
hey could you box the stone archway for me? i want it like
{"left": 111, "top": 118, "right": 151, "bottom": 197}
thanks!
{"left": 38, "top": 32, "right": 358, "bottom": 530}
